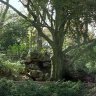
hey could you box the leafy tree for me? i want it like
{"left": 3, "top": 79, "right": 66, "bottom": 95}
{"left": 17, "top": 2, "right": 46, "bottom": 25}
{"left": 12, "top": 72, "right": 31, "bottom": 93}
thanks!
{"left": 0, "top": 16, "right": 28, "bottom": 50}
{"left": 1, "top": 0, "right": 96, "bottom": 80}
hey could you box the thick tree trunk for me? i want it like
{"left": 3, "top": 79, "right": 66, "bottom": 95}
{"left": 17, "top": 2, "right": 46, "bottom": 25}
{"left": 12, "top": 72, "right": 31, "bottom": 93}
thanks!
{"left": 50, "top": 23, "right": 68, "bottom": 80}
{"left": 50, "top": 45, "right": 67, "bottom": 80}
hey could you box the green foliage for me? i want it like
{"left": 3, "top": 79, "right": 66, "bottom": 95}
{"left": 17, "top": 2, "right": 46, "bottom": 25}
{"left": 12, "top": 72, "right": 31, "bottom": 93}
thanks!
{"left": 46, "top": 81, "right": 85, "bottom": 96}
{"left": 11, "top": 81, "right": 50, "bottom": 96}
{"left": 12, "top": 81, "right": 84, "bottom": 96}
{"left": 0, "top": 53, "right": 25, "bottom": 78}
{"left": 0, "top": 78, "right": 13, "bottom": 96}
{"left": 7, "top": 43, "right": 27, "bottom": 59}
{"left": 0, "top": 79, "right": 86, "bottom": 96}
{"left": 0, "top": 16, "right": 28, "bottom": 50}
{"left": 7, "top": 44, "right": 19, "bottom": 56}
{"left": 4, "top": 60, "right": 25, "bottom": 75}
{"left": 66, "top": 42, "right": 96, "bottom": 77}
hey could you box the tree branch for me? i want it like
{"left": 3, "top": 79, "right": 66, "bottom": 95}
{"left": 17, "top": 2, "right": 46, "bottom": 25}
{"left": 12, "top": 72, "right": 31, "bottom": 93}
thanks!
{"left": 1, "top": 0, "right": 9, "bottom": 24}
{"left": 36, "top": 26, "right": 53, "bottom": 46}
{"left": 0, "top": 0, "right": 29, "bottom": 21}
{"left": 0, "top": 0, "right": 43, "bottom": 28}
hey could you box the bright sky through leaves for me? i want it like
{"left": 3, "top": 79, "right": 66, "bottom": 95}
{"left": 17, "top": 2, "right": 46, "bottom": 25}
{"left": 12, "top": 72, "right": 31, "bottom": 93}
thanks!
{"left": 9, "top": 0, "right": 23, "bottom": 11}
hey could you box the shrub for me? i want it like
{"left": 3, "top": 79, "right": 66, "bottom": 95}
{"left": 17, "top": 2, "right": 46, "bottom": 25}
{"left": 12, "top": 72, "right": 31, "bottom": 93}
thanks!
{"left": 14, "top": 81, "right": 87, "bottom": 96}
{"left": 46, "top": 81, "right": 85, "bottom": 96}
{"left": 11, "top": 80, "right": 51, "bottom": 96}
{"left": 12, "top": 81, "right": 39, "bottom": 96}
{"left": 0, "top": 79, "right": 87, "bottom": 96}
{"left": 0, "top": 78, "right": 13, "bottom": 96}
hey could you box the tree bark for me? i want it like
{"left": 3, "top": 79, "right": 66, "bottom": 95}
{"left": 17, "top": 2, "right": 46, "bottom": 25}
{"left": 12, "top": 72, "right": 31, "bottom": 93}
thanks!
{"left": 51, "top": 46, "right": 67, "bottom": 80}
{"left": 50, "top": 31, "right": 67, "bottom": 80}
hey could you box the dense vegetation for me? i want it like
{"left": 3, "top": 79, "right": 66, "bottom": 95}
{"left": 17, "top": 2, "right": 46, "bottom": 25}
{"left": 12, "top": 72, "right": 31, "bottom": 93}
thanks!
{"left": 0, "top": 78, "right": 88, "bottom": 96}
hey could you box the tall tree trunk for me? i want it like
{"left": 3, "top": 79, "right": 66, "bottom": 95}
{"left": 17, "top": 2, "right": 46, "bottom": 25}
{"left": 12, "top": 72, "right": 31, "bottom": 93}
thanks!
{"left": 50, "top": 32, "right": 67, "bottom": 80}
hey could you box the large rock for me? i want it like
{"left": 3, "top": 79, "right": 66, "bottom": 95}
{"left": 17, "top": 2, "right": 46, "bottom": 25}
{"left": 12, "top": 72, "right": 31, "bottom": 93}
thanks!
{"left": 24, "top": 52, "right": 51, "bottom": 81}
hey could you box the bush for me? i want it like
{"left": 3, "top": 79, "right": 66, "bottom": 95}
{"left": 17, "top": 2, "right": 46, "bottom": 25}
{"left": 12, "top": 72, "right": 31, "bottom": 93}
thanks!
{"left": 11, "top": 81, "right": 51, "bottom": 96}
{"left": 0, "top": 79, "right": 87, "bottom": 96}
{"left": 11, "top": 80, "right": 86, "bottom": 96}
{"left": 46, "top": 81, "right": 85, "bottom": 96}
{"left": 0, "top": 78, "right": 13, "bottom": 96}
